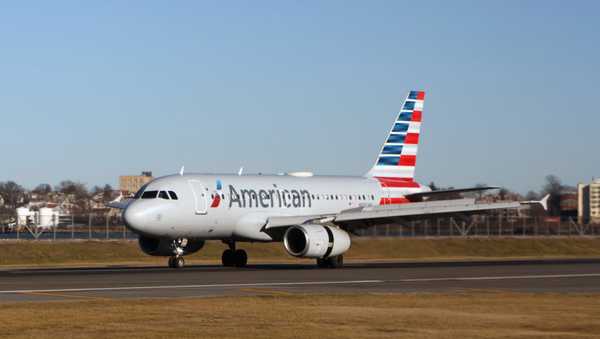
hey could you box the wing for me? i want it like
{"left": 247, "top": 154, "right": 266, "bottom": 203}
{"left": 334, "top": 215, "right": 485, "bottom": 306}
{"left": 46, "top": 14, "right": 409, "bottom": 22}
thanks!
{"left": 265, "top": 198, "right": 520, "bottom": 232}
{"left": 404, "top": 186, "right": 499, "bottom": 201}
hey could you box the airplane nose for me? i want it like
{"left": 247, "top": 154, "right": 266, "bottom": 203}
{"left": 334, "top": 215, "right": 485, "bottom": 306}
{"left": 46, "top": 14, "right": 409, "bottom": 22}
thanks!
{"left": 123, "top": 204, "right": 145, "bottom": 233}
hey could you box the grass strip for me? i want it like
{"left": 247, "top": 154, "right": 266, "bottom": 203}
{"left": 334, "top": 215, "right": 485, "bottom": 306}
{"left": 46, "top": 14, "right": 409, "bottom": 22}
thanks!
{"left": 1, "top": 292, "right": 599, "bottom": 338}
{"left": 1, "top": 237, "right": 600, "bottom": 267}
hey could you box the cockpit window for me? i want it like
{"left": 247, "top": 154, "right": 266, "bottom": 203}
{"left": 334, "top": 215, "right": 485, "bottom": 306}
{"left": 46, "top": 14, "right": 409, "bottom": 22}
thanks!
{"left": 168, "top": 191, "right": 178, "bottom": 200}
{"left": 158, "top": 191, "right": 170, "bottom": 200}
{"left": 141, "top": 190, "right": 158, "bottom": 199}
{"left": 133, "top": 184, "right": 149, "bottom": 199}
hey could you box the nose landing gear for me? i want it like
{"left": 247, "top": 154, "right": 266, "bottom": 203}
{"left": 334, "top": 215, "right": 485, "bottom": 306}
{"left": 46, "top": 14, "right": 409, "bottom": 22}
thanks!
{"left": 168, "top": 256, "right": 185, "bottom": 268}
{"left": 168, "top": 238, "right": 187, "bottom": 269}
{"left": 221, "top": 240, "right": 248, "bottom": 267}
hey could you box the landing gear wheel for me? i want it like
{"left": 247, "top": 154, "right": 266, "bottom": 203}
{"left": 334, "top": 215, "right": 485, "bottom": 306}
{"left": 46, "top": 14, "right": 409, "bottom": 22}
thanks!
{"left": 222, "top": 249, "right": 235, "bottom": 267}
{"left": 174, "top": 256, "right": 185, "bottom": 268}
{"left": 168, "top": 256, "right": 185, "bottom": 269}
{"left": 316, "top": 255, "right": 343, "bottom": 269}
{"left": 234, "top": 249, "right": 248, "bottom": 267}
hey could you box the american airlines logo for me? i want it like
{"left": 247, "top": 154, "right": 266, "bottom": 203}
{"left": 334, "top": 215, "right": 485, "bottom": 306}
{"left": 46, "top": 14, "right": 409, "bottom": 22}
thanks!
{"left": 227, "top": 184, "right": 313, "bottom": 209}
{"left": 210, "top": 180, "right": 223, "bottom": 208}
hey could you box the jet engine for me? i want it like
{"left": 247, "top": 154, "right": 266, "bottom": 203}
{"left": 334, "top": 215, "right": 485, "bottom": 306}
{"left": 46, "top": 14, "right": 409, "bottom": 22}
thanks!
{"left": 283, "top": 224, "right": 351, "bottom": 258}
{"left": 138, "top": 236, "right": 205, "bottom": 256}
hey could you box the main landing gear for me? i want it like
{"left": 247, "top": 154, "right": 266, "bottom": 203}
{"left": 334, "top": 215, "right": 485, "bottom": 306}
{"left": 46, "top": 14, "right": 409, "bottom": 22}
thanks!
{"left": 317, "top": 255, "right": 344, "bottom": 268}
{"left": 221, "top": 240, "right": 248, "bottom": 267}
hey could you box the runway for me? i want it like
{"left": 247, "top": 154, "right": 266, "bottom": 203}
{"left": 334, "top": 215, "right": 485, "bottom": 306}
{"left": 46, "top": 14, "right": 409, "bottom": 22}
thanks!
{"left": 1, "top": 258, "right": 600, "bottom": 302}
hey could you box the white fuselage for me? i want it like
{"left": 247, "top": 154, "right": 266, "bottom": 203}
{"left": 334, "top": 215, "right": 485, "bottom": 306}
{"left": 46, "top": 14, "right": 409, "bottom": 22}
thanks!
{"left": 122, "top": 173, "right": 428, "bottom": 241}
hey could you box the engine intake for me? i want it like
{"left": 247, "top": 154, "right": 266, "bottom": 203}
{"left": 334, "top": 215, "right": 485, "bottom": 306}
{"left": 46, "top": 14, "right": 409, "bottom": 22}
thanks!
{"left": 283, "top": 224, "right": 350, "bottom": 259}
{"left": 138, "top": 236, "right": 205, "bottom": 256}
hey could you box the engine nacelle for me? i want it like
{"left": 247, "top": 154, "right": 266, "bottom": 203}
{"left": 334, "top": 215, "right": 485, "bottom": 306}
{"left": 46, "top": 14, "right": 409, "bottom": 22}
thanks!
{"left": 283, "top": 224, "right": 351, "bottom": 259}
{"left": 138, "top": 236, "right": 205, "bottom": 256}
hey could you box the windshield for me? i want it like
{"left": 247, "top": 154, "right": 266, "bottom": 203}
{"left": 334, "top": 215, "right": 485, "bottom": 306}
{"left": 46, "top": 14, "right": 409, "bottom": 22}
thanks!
{"left": 133, "top": 184, "right": 150, "bottom": 199}
{"left": 141, "top": 191, "right": 158, "bottom": 199}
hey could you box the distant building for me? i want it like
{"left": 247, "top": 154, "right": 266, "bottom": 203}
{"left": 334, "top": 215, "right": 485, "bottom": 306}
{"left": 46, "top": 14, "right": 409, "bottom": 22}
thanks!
{"left": 119, "top": 171, "right": 153, "bottom": 196}
{"left": 559, "top": 191, "right": 578, "bottom": 221}
{"left": 578, "top": 179, "right": 600, "bottom": 224}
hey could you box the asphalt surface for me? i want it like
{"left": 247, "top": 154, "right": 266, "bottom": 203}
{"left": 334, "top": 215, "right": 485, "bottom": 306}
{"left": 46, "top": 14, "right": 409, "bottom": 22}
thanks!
{"left": 1, "top": 258, "right": 600, "bottom": 302}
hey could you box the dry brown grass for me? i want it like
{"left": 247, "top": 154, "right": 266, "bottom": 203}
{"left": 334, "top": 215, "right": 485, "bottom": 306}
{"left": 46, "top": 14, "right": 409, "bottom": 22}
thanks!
{"left": 2, "top": 237, "right": 600, "bottom": 267}
{"left": 1, "top": 293, "right": 599, "bottom": 338}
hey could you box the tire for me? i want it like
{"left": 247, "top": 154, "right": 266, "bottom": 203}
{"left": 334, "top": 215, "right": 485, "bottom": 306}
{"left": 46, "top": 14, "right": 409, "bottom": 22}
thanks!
{"left": 174, "top": 256, "right": 185, "bottom": 268}
{"left": 328, "top": 255, "right": 343, "bottom": 268}
{"left": 168, "top": 257, "right": 175, "bottom": 268}
{"left": 222, "top": 249, "right": 235, "bottom": 267}
{"left": 317, "top": 255, "right": 343, "bottom": 269}
{"left": 316, "top": 258, "right": 327, "bottom": 268}
{"left": 234, "top": 250, "right": 248, "bottom": 267}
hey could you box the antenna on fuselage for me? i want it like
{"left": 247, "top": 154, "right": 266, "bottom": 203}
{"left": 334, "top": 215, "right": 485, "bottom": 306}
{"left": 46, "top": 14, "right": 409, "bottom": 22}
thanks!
{"left": 238, "top": 166, "right": 244, "bottom": 176}
{"left": 179, "top": 166, "right": 185, "bottom": 176}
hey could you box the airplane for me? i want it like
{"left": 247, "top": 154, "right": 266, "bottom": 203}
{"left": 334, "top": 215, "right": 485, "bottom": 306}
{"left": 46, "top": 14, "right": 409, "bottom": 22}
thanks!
{"left": 112, "top": 90, "right": 530, "bottom": 269}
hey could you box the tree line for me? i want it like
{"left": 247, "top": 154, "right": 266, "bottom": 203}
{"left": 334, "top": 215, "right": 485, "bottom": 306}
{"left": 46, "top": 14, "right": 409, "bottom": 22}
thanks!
{"left": 0, "top": 181, "right": 114, "bottom": 215}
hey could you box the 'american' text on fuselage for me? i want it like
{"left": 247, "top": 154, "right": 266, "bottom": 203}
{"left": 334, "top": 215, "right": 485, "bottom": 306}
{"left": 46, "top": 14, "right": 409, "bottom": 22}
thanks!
{"left": 228, "top": 185, "right": 312, "bottom": 208}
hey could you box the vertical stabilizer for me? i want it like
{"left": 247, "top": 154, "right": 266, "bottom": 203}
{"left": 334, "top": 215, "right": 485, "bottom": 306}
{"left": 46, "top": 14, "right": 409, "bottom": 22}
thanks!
{"left": 366, "top": 90, "right": 425, "bottom": 179}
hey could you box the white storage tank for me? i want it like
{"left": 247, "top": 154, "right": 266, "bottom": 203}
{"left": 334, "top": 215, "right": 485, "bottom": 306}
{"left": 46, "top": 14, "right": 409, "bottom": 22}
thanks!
{"left": 38, "top": 208, "right": 59, "bottom": 229}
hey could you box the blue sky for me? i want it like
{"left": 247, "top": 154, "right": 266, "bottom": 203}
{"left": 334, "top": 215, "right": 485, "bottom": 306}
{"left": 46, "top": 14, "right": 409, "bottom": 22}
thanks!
{"left": 1, "top": 1, "right": 598, "bottom": 193}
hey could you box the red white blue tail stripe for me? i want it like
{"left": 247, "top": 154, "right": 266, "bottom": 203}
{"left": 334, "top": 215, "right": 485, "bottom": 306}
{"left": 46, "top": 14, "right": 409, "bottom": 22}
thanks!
{"left": 366, "top": 90, "right": 425, "bottom": 180}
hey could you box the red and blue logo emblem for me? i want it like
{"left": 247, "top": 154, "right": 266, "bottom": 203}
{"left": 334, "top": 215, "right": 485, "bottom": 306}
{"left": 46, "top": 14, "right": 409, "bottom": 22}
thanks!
{"left": 210, "top": 179, "right": 223, "bottom": 208}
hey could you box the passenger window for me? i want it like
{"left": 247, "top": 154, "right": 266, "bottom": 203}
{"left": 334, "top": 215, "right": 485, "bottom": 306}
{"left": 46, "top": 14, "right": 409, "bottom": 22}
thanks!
{"left": 141, "top": 191, "right": 158, "bottom": 199}
{"left": 158, "top": 191, "right": 170, "bottom": 200}
{"left": 168, "top": 191, "right": 178, "bottom": 200}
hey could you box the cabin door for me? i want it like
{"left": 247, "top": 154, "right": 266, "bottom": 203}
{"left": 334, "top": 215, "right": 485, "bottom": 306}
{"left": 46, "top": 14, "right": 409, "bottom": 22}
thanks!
{"left": 188, "top": 180, "right": 209, "bottom": 215}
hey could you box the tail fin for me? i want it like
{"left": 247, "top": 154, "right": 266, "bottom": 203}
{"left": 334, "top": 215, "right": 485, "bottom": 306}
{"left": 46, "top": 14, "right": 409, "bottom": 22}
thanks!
{"left": 366, "top": 90, "right": 425, "bottom": 179}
